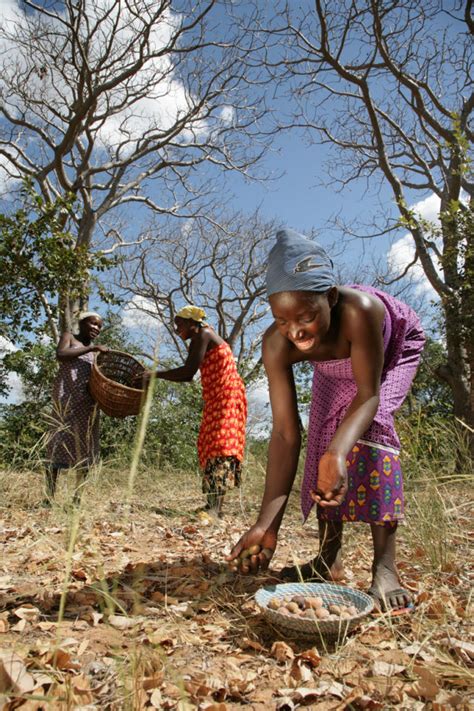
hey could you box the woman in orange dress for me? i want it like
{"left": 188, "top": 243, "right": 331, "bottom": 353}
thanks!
{"left": 144, "top": 306, "right": 247, "bottom": 517}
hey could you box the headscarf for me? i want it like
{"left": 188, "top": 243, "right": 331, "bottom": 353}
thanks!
{"left": 78, "top": 311, "right": 102, "bottom": 322}
{"left": 266, "top": 228, "right": 335, "bottom": 297}
{"left": 175, "top": 305, "right": 207, "bottom": 324}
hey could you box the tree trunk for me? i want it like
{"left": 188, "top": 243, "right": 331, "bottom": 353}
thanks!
{"left": 438, "top": 299, "right": 474, "bottom": 463}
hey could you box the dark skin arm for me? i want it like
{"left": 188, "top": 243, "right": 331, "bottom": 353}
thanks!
{"left": 227, "top": 327, "right": 302, "bottom": 572}
{"left": 149, "top": 329, "right": 213, "bottom": 383}
{"left": 56, "top": 332, "right": 107, "bottom": 361}
{"left": 313, "top": 297, "right": 384, "bottom": 507}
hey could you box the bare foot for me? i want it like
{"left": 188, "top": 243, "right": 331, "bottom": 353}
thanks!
{"left": 368, "top": 562, "right": 412, "bottom": 611}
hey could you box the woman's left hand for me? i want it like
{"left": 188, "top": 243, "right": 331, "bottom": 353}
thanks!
{"left": 310, "top": 451, "right": 348, "bottom": 508}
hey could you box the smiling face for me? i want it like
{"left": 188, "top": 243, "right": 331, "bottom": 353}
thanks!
{"left": 269, "top": 289, "right": 337, "bottom": 353}
{"left": 79, "top": 315, "right": 103, "bottom": 341}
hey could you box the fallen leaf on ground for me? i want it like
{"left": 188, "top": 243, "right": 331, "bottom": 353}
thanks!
{"left": 271, "top": 641, "right": 295, "bottom": 663}
{"left": 108, "top": 614, "right": 140, "bottom": 630}
{"left": 0, "top": 651, "right": 35, "bottom": 695}
{"left": 406, "top": 664, "right": 440, "bottom": 701}
{"left": 371, "top": 660, "right": 406, "bottom": 677}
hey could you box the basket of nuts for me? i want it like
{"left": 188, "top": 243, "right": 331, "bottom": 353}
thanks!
{"left": 255, "top": 582, "right": 374, "bottom": 638}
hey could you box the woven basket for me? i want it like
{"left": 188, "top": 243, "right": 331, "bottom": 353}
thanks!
{"left": 89, "top": 350, "right": 146, "bottom": 418}
{"left": 255, "top": 583, "right": 374, "bottom": 639}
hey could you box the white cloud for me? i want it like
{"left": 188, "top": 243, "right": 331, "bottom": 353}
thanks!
{"left": 122, "top": 296, "right": 163, "bottom": 341}
{"left": 0, "top": 152, "right": 22, "bottom": 195}
{"left": 0, "top": 336, "right": 24, "bottom": 405}
{"left": 387, "top": 194, "right": 441, "bottom": 298}
{"left": 246, "top": 379, "right": 270, "bottom": 438}
{"left": 0, "top": 336, "right": 17, "bottom": 354}
{"left": 220, "top": 105, "right": 235, "bottom": 126}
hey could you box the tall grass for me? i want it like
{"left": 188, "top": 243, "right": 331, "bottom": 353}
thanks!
{"left": 398, "top": 411, "right": 471, "bottom": 483}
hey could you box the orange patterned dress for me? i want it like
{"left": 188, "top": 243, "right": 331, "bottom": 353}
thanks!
{"left": 197, "top": 343, "right": 247, "bottom": 479}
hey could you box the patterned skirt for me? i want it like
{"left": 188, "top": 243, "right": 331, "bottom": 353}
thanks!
{"left": 318, "top": 441, "right": 404, "bottom": 525}
{"left": 202, "top": 456, "right": 242, "bottom": 496}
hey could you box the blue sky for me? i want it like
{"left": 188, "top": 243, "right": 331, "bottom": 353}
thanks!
{"left": 1, "top": 0, "right": 451, "bottom": 407}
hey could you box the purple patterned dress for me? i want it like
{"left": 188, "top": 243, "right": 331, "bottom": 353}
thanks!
{"left": 302, "top": 286, "right": 425, "bottom": 524}
{"left": 46, "top": 348, "right": 100, "bottom": 470}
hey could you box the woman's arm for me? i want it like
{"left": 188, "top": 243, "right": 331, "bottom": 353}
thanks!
{"left": 255, "top": 330, "right": 302, "bottom": 533}
{"left": 315, "top": 297, "right": 385, "bottom": 506}
{"left": 227, "top": 328, "right": 301, "bottom": 571}
{"left": 56, "top": 332, "right": 105, "bottom": 361}
{"left": 329, "top": 299, "right": 384, "bottom": 453}
{"left": 155, "top": 330, "right": 211, "bottom": 383}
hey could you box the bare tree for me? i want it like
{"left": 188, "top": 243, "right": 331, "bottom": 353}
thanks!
{"left": 120, "top": 211, "right": 278, "bottom": 380}
{"left": 256, "top": 0, "right": 473, "bottom": 452}
{"left": 0, "top": 0, "right": 268, "bottom": 330}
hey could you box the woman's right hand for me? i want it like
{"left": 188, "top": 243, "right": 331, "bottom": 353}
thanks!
{"left": 226, "top": 524, "right": 277, "bottom": 575}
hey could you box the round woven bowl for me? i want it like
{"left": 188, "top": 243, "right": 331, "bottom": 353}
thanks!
{"left": 255, "top": 582, "right": 374, "bottom": 639}
{"left": 89, "top": 350, "right": 146, "bottom": 418}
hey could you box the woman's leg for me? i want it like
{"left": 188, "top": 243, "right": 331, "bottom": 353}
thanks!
{"left": 281, "top": 520, "right": 345, "bottom": 581}
{"left": 202, "top": 457, "right": 238, "bottom": 518}
{"left": 369, "top": 523, "right": 411, "bottom": 609}
{"left": 43, "top": 466, "right": 60, "bottom": 505}
{"left": 72, "top": 468, "right": 88, "bottom": 506}
{"left": 206, "top": 489, "right": 224, "bottom": 516}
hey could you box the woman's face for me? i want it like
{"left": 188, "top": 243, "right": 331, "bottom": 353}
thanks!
{"left": 269, "top": 289, "right": 336, "bottom": 353}
{"left": 174, "top": 316, "right": 193, "bottom": 340}
{"left": 79, "top": 316, "right": 103, "bottom": 341}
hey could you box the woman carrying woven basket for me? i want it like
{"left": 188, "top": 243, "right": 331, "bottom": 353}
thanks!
{"left": 44, "top": 312, "right": 108, "bottom": 506}
{"left": 143, "top": 306, "right": 247, "bottom": 518}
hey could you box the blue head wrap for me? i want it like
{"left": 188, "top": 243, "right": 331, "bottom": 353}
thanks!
{"left": 266, "top": 228, "right": 335, "bottom": 297}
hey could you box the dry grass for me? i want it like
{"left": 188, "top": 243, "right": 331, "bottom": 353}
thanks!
{"left": 0, "top": 459, "right": 473, "bottom": 709}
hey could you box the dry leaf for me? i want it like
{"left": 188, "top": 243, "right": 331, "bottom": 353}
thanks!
{"left": 151, "top": 590, "right": 180, "bottom": 605}
{"left": 402, "top": 642, "right": 435, "bottom": 662}
{"left": 10, "top": 618, "right": 27, "bottom": 632}
{"left": 407, "top": 665, "right": 440, "bottom": 701}
{"left": 70, "top": 673, "right": 94, "bottom": 705}
{"left": 147, "top": 633, "right": 176, "bottom": 651}
{"left": 432, "top": 690, "right": 466, "bottom": 709}
{"left": 239, "top": 637, "right": 266, "bottom": 653}
{"left": 0, "top": 619, "right": 9, "bottom": 633}
{"left": 149, "top": 688, "right": 163, "bottom": 707}
{"left": 278, "top": 684, "right": 343, "bottom": 704}
{"left": 37, "top": 621, "right": 56, "bottom": 631}
{"left": 371, "top": 660, "right": 406, "bottom": 677}
{"left": 441, "top": 637, "right": 474, "bottom": 665}
{"left": 108, "top": 615, "right": 139, "bottom": 630}
{"left": 0, "top": 651, "right": 35, "bottom": 695}
{"left": 92, "top": 611, "right": 103, "bottom": 626}
{"left": 337, "top": 687, "right": 384, "bottom": 710}
{"left": 46, "top": 648, "right": 81, "bottom": 671}
{"left": 290, "top": 659, "right": 313, "bottom": 683}
{"left": 77, "top": 639, "right": 90, "bottom": 656}
{"left": 295, "top": 648, "right": 321, "bottom": 669}
{"left": 13, "top": 605, "right": 40, "bottom": 622}
{"left": 72, "top": 619, "right": 90, "bottom": 631}
{"left": 271, "top": 641, "right": 294, "bottom": 663}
